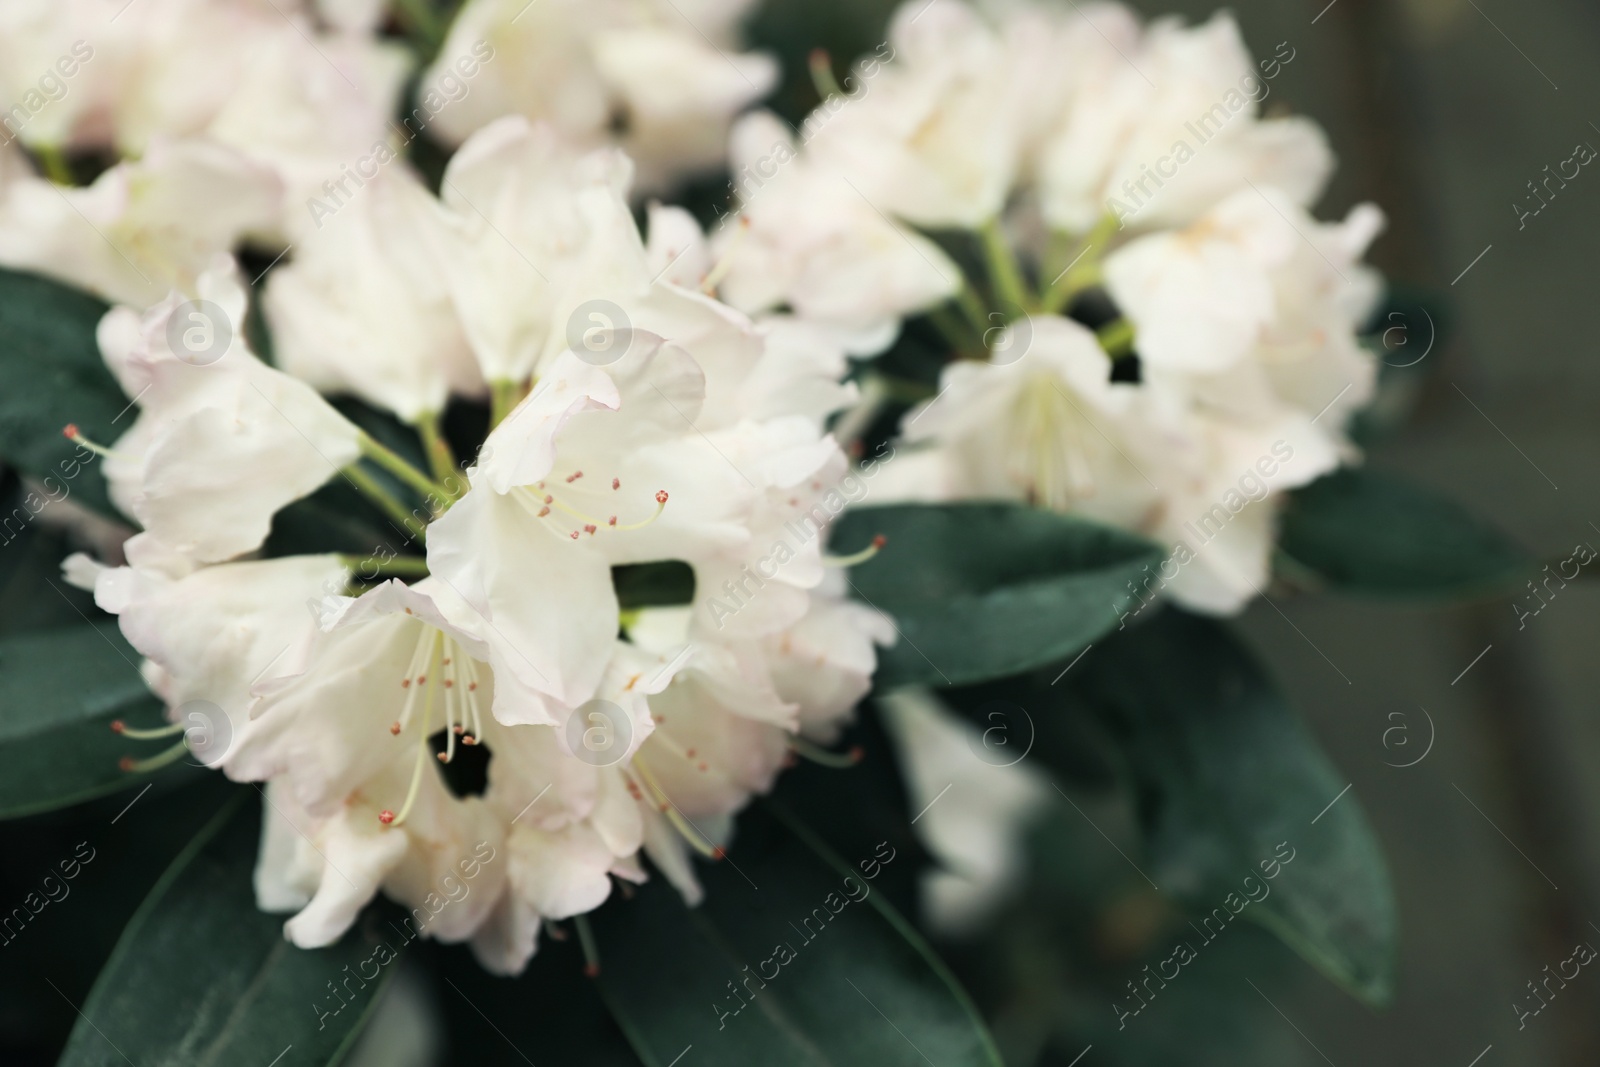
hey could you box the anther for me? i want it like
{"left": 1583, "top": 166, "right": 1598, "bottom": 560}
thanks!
{"left": 538, "top": 506, "right": 550, "bottom": 517}
{"left": 584, "top": 524, "right": 597, "bottom": 535}
{"left": 379, "top": 810, "right": 396, "bottom": 825}
{"left": 566, "top": 471, "right": 583, "bottom": 483}
{"left": 655, "top": 490, "right": 669, "bottom": 504}
{"left": 390, "top": 722, "right": 402, "bottom": 735}
{"left": 612, "top": 477, "right": 620, "bottom": 490}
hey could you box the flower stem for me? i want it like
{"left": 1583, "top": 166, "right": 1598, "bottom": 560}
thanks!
{"left": 359, "top": 433, "right": 448, "bottom": 502}
{"left": 415, "top": 412, "right": 459, "bottom": 490}
{"left": 1097, "top": 318, "right": 1137, "bottom": 358}
{"left": 1042, "top": 213, "right": 1120, "bottom": 315}
{"left": 341, "top": 554, "right": 431, "bottom": 580}
{"left": 343, "top": 463, "right": 427, "bottom": 544}
{"left": 956, "top": 285, "right": 993, "bottom": 342}
{"left": 36, "top": 145, "right": 73, "bottom": 185}
{"left": 489, "top": 379, "right": 523, "bottom": 428}
{"left": 980, "top": 218, "right": 1033, "bottom": 314}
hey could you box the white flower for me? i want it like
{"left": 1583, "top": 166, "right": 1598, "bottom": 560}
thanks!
{"left": 879, "top": 689, "right": 1049, "bottom": 935}
{"left": 889, "top": 314, "right": 1344, "bottom": 614}
{"left": 72, "top": 551, "right": 348, "bottom": 770}
{"left": 0, "top": 4, "right": 119, "bottom": 150}
{"left": 0, "top": 139, "right": 281, "bottom": 307}
{"left": 266, "top": 166, "right": 483, "bottom": 423}
{"left": 898, "top": 316, "right": 1170, "bottom": 526}
{"left": 423, "top": 0, "right": 775, "bottom": 191}
{"left": 231, "top": 578, "right": 679, "bottom": 966}
{"left": 1104, "top": 189, "right": 1385, "bottom": 416}
{"left": 1033, "top": 8, "right": 1332, "bottom": 233}
{"left": 804, "top": 0, "right": 1029, "bottom": 230}
{"left": 427, "top": 338, "right": 751, "bottom": 713}
{"left": 712, "top": 110, "right": 961, "bottom": 354}
{"left": 94, "top": 261, "right": 364, "bottom": 563}
{"left": 206, "top": 25, "right": 411, "bottom": 240}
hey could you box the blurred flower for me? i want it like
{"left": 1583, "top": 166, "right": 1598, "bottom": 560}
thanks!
{"left": 424, "top": 0, "right": 776, "bottom": 191}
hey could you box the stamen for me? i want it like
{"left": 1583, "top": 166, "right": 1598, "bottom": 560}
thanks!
{"left": 575, "top": 914, "right": 601, "bottom": 977}
{"left": 824, "top": 534, "right": 886, "bottom": 568}
{"left": 118, "top": 738, "right": 188, "bottom": 774}
{"left": 632, "top": 761, "right": 721, "bottom": 858}
{"left": 62, "top": 424, "right": 132, "bottom": 461}
{"left": 110, "top": 719, "right": 185, "bottom": 740}
{"left": 385, "top": 635, "right": 441, "bottom": 828}
{"left": 789, "top": 737, "right": 865, "bottom": 768}
{"left": 701, "top": 216, "right": 750, "bottom": 294}
{"left": 612, "top": 477, "right": 620, "bottom": 490}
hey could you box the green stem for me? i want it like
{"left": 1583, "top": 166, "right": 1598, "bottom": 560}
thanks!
{"left": 980, "top": 218, "right": 1032, "bottom": 314}
{"left": 343, "top": 464, "right": 427, "bottom": 544}
{"left": 36, "top": 145, "right": 73, "bottom": 186}
{"left": 359, "top": 433, "right": 447, "bottom": 502}
{"left": 393, "top": 0, "right": 444, "bottom": 51}
{"left": 956, "top": 285, "right": 993, "bottom": 341}
{"left": 489, "top": 379, "right": 523, "bottom": 429}
{"left": 415, "top": 412, "right": 459, "bottom": 490}
{"left": 1097, "top": 318, "right": 1137, "bottom": 359}
{"left": 341, "top": 554, "right": 431, "bottom": 579}
{"left": 1042, "top": 213, "right": 1120, "bottom": 315}
{"left": 929, "top": 305, "right": 981, "bottom": 358}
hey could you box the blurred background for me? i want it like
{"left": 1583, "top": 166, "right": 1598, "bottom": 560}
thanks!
{"left": 4, "top": 1, "right": 1597, "bottom": 1064}
{"left": 754, "top": 0, "right": 1600, "bottom": 1063}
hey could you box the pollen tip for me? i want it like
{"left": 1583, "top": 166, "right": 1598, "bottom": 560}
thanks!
{"left": 537, "top": 506, "right": 550, "bottom": 517}
{"left": 437, "top": 752, "right": 450, "bottom": 763}
{"left": 698, "top": 762, "right": 708, "bottom": 772}
{"left": 63, "top": 423, "right": 80, "bottom": 440}
{"left": 110, "top": 719, "right": 126, "bottom": 734}
{"left": 378, "top": 810, "right": 396, "bottom": 825}
{"left": 569, "top": 530, "right": 579, "bottom": 540}
{"left": 685, "top": 748, "right": 697, "bottom": 758}
{"left": 583, "top": 962, "right": 600, "bottom": 978}
{"left": 655, "top": 489, "right": 669, "bottom": 504}
{"left": 117, "top": 756, "right": 135, "bottom": 772}
{"left": 872, "top": 534, "right": 887, "bottom": 549}
{"left": 608, "top": 515, "right": 617, "bottom": 526}
{"left": 612, "top": 477, "right": 620, "bottom": 490}
{"left": 468, "top": 682, "right": 478, "bottom": 691}
{"left": 584, "top": 523, "right": 597, "bottom": 535}
{"left": 712, "top": 846, "right": 727, "bottom": 861}
{"left": 463, "top": 735, "right": 477, "bottom": 745}
{"left": 849, "top": 745, "right": 865, "bottom": 763}
{"left": 389, "top": 722, "right": 402, "bottom": 735}
{"left": 453, "top": 724, "right": 464, "bottom": 733}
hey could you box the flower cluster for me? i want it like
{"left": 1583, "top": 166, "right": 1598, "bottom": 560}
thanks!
{"left": 22, "top": 0, "right": 1386, "bottom": 970}
{"left": 61, "top": 123, "right": 889, "bottom": 973}
{"left": 705, "top": 0, "right": 1385, "bottom": 613}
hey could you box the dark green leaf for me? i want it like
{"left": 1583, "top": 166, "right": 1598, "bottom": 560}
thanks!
{"left": 832, "top": 503, "right": 1162, "bottom": 688}
{"left": 59, "top": 793, "right": 399, "bottom": 1066}
{"left": 0, "top": 625, "right": 194, "bottom": 818}
{"left": 1060, "top": 609, "right": 1398, "bottom": 1006}
{"left": 613, "top": 561, "right": 696, "bottom": 610}
{"left": 589, "top": 799, "right": 1001, "bottom": 1066}
{"left": 1278, "top": 467, "right": 1529, "bottom": 597}
{"left": 0, "top": 268, "right": 123, "bottom": 519}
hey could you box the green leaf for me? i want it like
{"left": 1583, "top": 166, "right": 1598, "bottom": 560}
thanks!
{"left": 832, "top": 503, "right": 1162, "bottom": 688}
{"left": 1059, "top": 609, "right": 1398, "bottom": 1006}
{"left": 0, "top": 268, "right": 123, "bottom": 519}
{"left": 588, "top": 799, "right": 1001, "bottom": 1067}
{"left": 59, "top": 792, "right": 400, "bottom": 1066}
{"left": 1278, "top": 467, "right": 1529, "bottom": 597}
{"left": 0, "top": 624, "right": 194, "bottom": 818}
